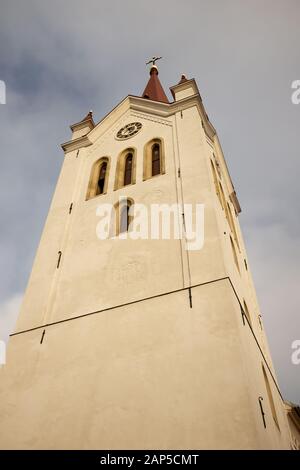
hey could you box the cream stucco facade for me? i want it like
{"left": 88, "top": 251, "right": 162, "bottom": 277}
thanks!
{"left": 0, "top": 74, "right": 294, "bottom": 449}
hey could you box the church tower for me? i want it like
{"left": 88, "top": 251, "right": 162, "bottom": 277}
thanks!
{"left": 0, "top": 61, "right": 293, "bottom": 449}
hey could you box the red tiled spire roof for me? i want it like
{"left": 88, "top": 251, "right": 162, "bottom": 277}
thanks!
{"left": 142, "top": 66, "right": 169, "bottom": 104}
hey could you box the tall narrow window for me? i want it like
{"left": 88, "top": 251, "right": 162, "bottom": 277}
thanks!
{"left": 262, "top": 365, "right": 280, "bottom": 430}
{"left": 116, "top": 199, "right": 133, "bottom": 235}
{"left": 230, "top": 236, "right": 240, "bottom": 273}
{"left": 143, "top": 138, "right": 165, "bottom": 180}
{"left": 211, "top": 160, "right": 222, "bottom": 208}
{"left": 120, "top": 204, "right": 130, "bottom": 233}
{"left": 124, "top": 153, "right": 133, "bottom": 186}
{"left": 152, "top": 143, "right": 161, "bottom": 176}
{"left": 114, "top": 148, "right": 136, "bottom": 190}
{"left": 97, "top": 161, "right": 107, "bottom": 195}
{"left": 219, "top": 183, "right": 227, "bottom": 214}
{"left": 227, "top": 202, "right": 240, "bottom": 249}
{"left": 213, "top": 153, "right": 222, "bottom": 178}
{"left": 86, "top": 157, "right": 110, "bottom": 200}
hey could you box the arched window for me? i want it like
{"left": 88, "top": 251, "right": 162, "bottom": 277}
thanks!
{"left": 120, "top": 204, "right": 130, "bottom": 233}
{"left": 114, "top": 148, "right": 136, "bottom": 190}
{"left": 210, "top": 160, "right": 222, "bottom": 208}
{"left": 152, "top": 143, "right": 161, "bottom": 176}
{"left": 219, "top": 183, "right": 227, "bottom": 213}
{"left": 213, "top": 153, "right": 222, "bottom": 178}
{"left": 262, "top": 364, "right": 280, "bottom": 430}
{"left": 143, "top": 138, "right": 165, "bottom": 180}
{"left": 230, "top": 236, "right": 240, "bottom": 273}
{"left": 86, "top": 157, "right": 110, "bottom": 200}
{"left": 227, "top": 202, "right": 240, "bottom": 250}
{"left": 97, "top": 161, "right": 107, "bottom": 195}
{"left": 115, "top": 199, "right": 134, "bottom": 235}
{"left": 124, "top": 153, "right": 133, "bottom": 186}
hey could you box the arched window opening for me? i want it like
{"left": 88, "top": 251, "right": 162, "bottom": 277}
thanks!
{"left": 152, "top": 143, "right": 161, "bottom": 176}
{"left": 120, "top": 204, "right": 130, "bottom": 233}
{"left": 219, "top": 183, "right": 227, "bottom": 214}
{"left": 213, "top": 153, "right": 222, "bottom": 178}
{"left": 227, "top": 202, "right": 240, "bottom": 250}
{"left": 124, "top": 153, "right": 133, "bottom": 186}
{"left": 211, "top": 160, "right": 222, "bottom": 208}
{"left": 115, "top": 199, "right": 134, "bottom": 235}
{"left": 97, "top": 161, "right": 107, "bottom": 195}
{"left": 230, "top": 236, "right": 240, "bottom": 273}
{"left": 143, "top": 138, "right": 165, "bottom": 180}
{"left": 115, "top": 149, "right": 136, "bottom": 190}
{"left": 86, "top": 157, "right": 110, "bottom": 200}
{"left": 262, "top": 365, "right": 280, "bottom": 430}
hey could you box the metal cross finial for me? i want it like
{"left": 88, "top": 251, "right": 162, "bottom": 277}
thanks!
{"left": 146, "top": 56, "right": 163, "bottom": 66}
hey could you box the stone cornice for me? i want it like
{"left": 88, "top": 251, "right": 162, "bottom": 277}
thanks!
{"left": 61, "top": 134, "right": 92, "bottom": 153}
{"left": 70, "top": 119, "right": 94, "bottom": 133}
{"left": 87, "top": 94, "right": 217, "bottom": 142}
{"left": 129, "top": 94, "right": 216, "bottom": 142}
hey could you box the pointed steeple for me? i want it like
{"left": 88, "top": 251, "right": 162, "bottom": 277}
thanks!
{"left": 142, "top": 59, "right": 169, "bottom": 104}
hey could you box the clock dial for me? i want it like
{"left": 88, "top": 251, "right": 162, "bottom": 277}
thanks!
{"left": 116, "top": 122, "right": 142, "bottom": 140}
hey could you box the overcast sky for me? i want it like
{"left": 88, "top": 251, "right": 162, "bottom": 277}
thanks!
{"left": 0, "top": 0, "right": 299, "bottom": 404}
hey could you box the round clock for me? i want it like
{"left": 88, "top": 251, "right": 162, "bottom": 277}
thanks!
{"left": 116, "top": 122, "right": 142, "bottom": 140}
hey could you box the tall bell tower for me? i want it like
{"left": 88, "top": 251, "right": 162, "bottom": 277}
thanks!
{"left": 0, "top": 61, "right": 292, "bottom": 449}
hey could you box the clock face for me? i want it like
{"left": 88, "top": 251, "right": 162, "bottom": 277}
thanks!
{"left": 116, "top": 122, "right": 142, "bottom": 140}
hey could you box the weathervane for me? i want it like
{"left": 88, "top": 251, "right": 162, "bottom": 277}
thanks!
{"left": 146, "top": 56, "right": 163, "bottom": 66}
